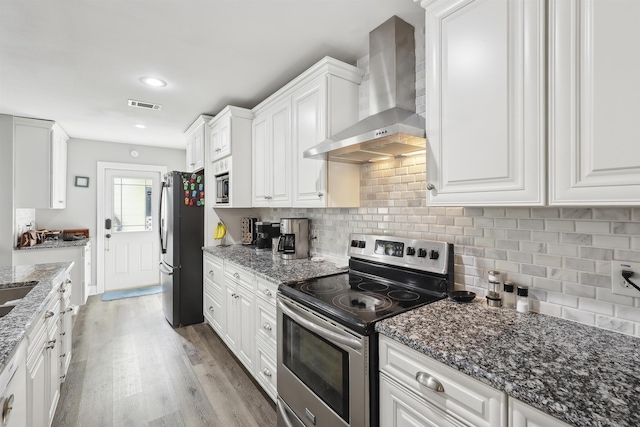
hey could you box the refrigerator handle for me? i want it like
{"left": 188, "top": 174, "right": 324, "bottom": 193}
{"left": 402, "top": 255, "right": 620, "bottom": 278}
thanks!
{"left": 158, "top": 261, "right": 174, "bottom": 276}
{"left": 159, "top": 180, "right": 167, "bottom": 254}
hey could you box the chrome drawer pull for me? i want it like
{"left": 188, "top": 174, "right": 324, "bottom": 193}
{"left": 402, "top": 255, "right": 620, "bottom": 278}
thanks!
{"left": 416, "top": 372, "right": 444, "bottom": 392}
{"left": 262, "top": 368, "right": 272, "bottom": 377}
{"left": 44, "top": 311, "right": 54, "bottom": 319}
{"left": 208, "top": 306, "right": 214, "bottom": 312}
{"left": 233, "top": 272, "right": 240, "bottom": 279}
{"left": 263, "top": 323, "right": 272, "bottom": 331}
{"left": 209, "top": 270, "right": 214, "bottom": 276}
{"left": 263, "top": 289, "right": 272, "bottom": 297}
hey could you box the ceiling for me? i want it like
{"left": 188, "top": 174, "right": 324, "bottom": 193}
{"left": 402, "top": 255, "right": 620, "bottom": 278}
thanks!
{"left": 0, "top": 0, "right": 425, "bottom": 150}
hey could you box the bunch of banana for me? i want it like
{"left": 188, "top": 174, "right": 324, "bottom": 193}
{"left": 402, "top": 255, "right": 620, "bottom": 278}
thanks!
{"left": 214, "top": 221, "right": 227, "bottom": 240}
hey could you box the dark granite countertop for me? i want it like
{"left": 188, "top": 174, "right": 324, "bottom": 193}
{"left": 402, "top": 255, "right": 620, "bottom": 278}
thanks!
{"left": 14, "top": 237, "right": 91, "bottom": 250}
{"left": 376, "top": 298, "right": 640, "bottom": 427}
{"left": 0, "top": 263, "right": 73, "bottom": 372}
{"left": 202, "top": 245, "right": 348, "bottom": 284}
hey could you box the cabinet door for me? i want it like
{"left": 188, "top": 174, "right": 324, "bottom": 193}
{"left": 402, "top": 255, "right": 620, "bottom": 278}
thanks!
{"left": 51, "top": 130, "right": 67, "bottom": 209}
{"left": 47, "top": 332, "right": 60, "bottom": 425}
{"left": 549, "top": 0, "right": 640, "bottom": 205}
{"left": 270, "top": 101, "right": 292, "bottom": 206}
{"left": 509, "top": 398, "right": 571, "bottom": 427}
{"left": 193, "top": 128, "right": 204, "bottom": 171}
{"left": 292, "top": 78, "right": 327, "bottom": 207}
{"left": 14, "top": 118, "right": 54, "bottom": 209}
{"left": 237, "top": 284, "right": 254, "bottom": 370}
{"left": 252, "top": 114, "right": 271, "bottom": 206}
{"left": 224, "top": 284, "right": 238, "bottom": 352}
{"left": 209, "top": 123, "right": 221, "bottom": 161}
{"left": 186, "top": 134, "right": 195, "bottom": 172}
{"left": 218, "top": 118, "right": 231, "bottom": 159}
{"left": 28, "top": 349, "right": 47, "bottom": 427}
{"left": 425, "top": 0, "right": 546, "bottom": 206}
{"left": 380, "top": 374, "right": 461, "bottom": 427}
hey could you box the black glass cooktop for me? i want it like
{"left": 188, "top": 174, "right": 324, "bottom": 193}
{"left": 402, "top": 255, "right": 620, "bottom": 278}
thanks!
{"left": 278, "top": 271, "right": 445, "bottom": 335}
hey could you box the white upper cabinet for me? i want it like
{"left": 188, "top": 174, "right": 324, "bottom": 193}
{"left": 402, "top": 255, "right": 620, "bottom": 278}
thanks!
{"left": 423, "top": 0, "right": 546, "bottom": 206}
{"left": 291, "top": 62, "right": 362, "bottom": 207}
{"left": 252, "top": 57, "right": 363, "bottom": 208}
{"left": 14, "top": 117, "right": 69, "bottom": 209}
{"left": 252, "top": 98, "right": 292, "bottom": 207}
{"left": 185, "top": 115, "right": 212, "bottom": 172}
{"left": 205, "top": 106, "right": 253, "bottom": 208}
{"left": 549, "top": 0, "right": 640, "bottom": 205}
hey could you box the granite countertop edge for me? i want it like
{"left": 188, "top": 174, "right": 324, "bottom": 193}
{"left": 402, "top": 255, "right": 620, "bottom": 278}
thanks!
{"left": 202, "top": 245, "right": 348, "bottom": 284}
{"left": 14, "top": 237, "right": 92, "bottom": 251}
{"left": 375, "top": 298, "right": 640, "bottom": 427}
{"left": 0, "top": 262, "right": 74, "bottom": 372}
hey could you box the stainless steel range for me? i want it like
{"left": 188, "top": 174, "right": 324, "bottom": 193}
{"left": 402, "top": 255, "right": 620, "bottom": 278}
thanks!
{"left": 276, "top": 234, "right": 454, "bottom": 427}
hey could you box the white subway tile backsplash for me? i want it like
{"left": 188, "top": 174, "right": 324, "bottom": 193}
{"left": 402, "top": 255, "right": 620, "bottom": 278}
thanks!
{"left": 265, "top": 30, "right": 640, "bottom": 336}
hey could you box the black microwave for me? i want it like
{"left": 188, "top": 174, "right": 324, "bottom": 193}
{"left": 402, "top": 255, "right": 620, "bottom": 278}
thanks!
{"left": 216, "top": 173, "right": 229, "bottom": 204}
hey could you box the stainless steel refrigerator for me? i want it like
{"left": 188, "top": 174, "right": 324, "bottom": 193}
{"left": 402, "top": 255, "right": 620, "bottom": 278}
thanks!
{"left": 159, "top": 170, "right": 204, "bottom": 326}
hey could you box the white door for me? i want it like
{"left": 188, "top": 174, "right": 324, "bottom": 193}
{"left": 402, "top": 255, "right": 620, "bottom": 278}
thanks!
{"left": 103, "top": 168, "right": 161, "bottom": 291}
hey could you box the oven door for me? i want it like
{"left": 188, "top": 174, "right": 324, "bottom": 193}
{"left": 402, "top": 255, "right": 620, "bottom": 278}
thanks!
{"left": 277, "top": 295, "right": 369, "bottom": 427}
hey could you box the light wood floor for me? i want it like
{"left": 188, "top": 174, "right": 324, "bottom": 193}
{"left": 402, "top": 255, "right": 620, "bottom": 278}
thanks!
{"left": 53, "top": 293, "right": 276, "bottom": 427}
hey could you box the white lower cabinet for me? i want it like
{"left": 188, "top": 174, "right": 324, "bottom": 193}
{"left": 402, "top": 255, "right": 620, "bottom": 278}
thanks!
{"left": 380, "top": 374, "right": 462, "bottom": 427}
{"left": 202, "top": 253, "right": 277, "bottom": 402}
{"left": 380, "top": 335, "right": 574, "bottom": 427}
{"left": 509, "top": 398, "right": 571, "bottom": 427}
{"left": 0, "top": 341, "right": 27, "bottom": 427}
{"left": 27, "top": 286, "right": 61, "bottom": 427}
{"left": 379, "top": 335, "right": 506, "bottom": 427}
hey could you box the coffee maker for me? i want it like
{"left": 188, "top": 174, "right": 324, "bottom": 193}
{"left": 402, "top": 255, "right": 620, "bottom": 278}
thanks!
{"left": 255, "top": 222, "right": 280, "bottom": 251}
{"left": 277, "top": 218, "right": 309, "bottom": 260}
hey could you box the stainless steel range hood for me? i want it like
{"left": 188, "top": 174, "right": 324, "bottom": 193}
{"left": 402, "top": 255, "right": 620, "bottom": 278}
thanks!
{"left": 304, "top": 16, "right": 425, "bottom": 164}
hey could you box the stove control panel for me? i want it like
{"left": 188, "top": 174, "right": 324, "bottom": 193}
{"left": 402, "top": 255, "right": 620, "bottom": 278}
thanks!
{"left": 348, "top": 234, "right": 450, "bottom": 275}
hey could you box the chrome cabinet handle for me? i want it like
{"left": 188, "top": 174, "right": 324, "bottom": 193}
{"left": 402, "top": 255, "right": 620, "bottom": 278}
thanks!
{"left": 60, "top": 353, "right": 66, "bottom": 358}
{"left": 45, "top": 311, "right": 54, "bottom": 319}
{"left": 209, "top": 270, "right": 214, "bottom": 276}
{"left": 233, "top": 272, "right": 240, "bottom": 279}
{"left": 46, "top": 339, "right": 57, "bottom": 350}
{"left": 60, "top": 375, "right": 66, "bottom": 380}
{"left": 263, "top": 323, "right": 272, "bottom": 331}
{"left": 60, "top": 332, "right": 66, "bottom": 336}
{"left": 317, "top": 192, "right": 323, "bottom": 197}
{"left": 262, "top": 368, "right": 272, "bottom": 377}
{"left": 208, "top": 306, "right": 214, "bottom": 312}
{"left": 65, "top": 279, "right": 71, "bottom": 284}
{"left": 415, "top": 372, "right": 444, "bottom": 392}
{"left": 427, "top": 183, "right": 436, "bottom": 191}
{"left": 231, "top": 293, "right": 237, "bottom": 298}
{"left": 263, "top": 289, "right": 272, "bottom": 297}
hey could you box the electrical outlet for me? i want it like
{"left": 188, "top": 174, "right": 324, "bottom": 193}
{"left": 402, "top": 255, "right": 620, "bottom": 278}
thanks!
{"left": 611, "top": 259, "right": 640, "bottom": 297}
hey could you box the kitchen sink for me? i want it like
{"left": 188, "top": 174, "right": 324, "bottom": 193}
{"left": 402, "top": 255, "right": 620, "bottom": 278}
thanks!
{"left": 0, "top": 281, "right": 38, "bottom": 306}
{"left": 0, "top": 305, "right": 15, "bottom": 318}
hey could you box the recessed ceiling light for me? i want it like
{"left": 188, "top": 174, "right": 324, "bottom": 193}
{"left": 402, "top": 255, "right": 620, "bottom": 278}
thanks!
{"left": 140, "top": 76, "right": 167, "bottom": 87}
{"left": 135, "top": 124, "right": 146, "bottom": 129}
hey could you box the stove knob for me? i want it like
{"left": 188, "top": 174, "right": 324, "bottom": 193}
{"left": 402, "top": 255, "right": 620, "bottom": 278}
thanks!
{"left": 358, "top": 240, "right": 366, "bottom": 248}
{"left": 406, "top": 247, "right": 416, "bottom": 256}
{"left": 417, "top": 248, "right": 427, "bottom": 258}
{"left": 429, "top": 250, "right": 440, "bottom": 260}
{"left": 351, "top": 240, "right": 358, "bottom": 247}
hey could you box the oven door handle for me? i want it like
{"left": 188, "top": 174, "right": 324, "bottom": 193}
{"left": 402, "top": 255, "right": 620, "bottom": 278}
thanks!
{"left": 276, "top": 399, "right": 296, "bottom": 427}
{"left": 277, "top": 299, "right": 363, "bottom": 350}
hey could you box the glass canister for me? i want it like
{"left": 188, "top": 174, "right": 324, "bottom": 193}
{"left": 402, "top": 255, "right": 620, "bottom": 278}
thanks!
{"left": 503, "top": 281, "right": 516, "bottom": 309}
{"left": 486, "top": 270, "right": 502, "bottom": 307}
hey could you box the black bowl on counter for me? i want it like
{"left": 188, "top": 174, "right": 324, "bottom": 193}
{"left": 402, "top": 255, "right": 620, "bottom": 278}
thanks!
{"left": 449, "top": 291, "right": 476, "bottom": 303}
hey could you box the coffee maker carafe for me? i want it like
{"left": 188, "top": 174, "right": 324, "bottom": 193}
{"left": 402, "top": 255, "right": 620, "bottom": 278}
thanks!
{"left": 277, "top": 218, "right": 309, "bottom": 260}
{"left": 255, "top": 222, "right": 280, "bottom": 251}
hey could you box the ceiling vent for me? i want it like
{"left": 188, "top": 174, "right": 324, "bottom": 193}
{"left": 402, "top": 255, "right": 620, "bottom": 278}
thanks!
{"left": 128, "top": 99, "right": 162, "bottom": 110}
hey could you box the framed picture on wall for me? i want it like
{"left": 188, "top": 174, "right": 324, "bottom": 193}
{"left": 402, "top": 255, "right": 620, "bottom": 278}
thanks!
{"left": 75, "top": 176, "right": 89, "bottom": 188}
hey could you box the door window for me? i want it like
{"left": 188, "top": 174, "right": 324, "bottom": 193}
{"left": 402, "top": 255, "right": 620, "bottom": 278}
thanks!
{"left": 112, "top": 177, "right": 153, "bottom": 232}
{"left": 283, "top": 315, "right": 350, "bottom": 421}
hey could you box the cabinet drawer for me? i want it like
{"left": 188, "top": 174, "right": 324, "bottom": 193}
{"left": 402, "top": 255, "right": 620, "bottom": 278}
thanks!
{"left": 256, "top": 276, "right": 277, "bottom": 305}
{"left": 380, "top": 373, "right": 463, "bottom": 427}
{"left": 379, "top": 335, "right": 506, "bottom": 427}
{"left": 27, "top": 298, "right": 60, "bottom": 368}
{"left": 204, "top": 276, "right": 223, "bottom": 296}
{"left": 204, "top": 254, "right": 223, "bottom": 284}
{"left": 224, "top": 261, "right": 254, "bottom": 290}
{"left": 255, "top": 298, "right": 277, "bottom": 347}
{"left": 255, "top": 342, "right": 277, "bottom": 401}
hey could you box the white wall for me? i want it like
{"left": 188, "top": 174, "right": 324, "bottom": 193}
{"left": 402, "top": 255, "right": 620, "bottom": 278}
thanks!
{"left": 0, "top": 115, "right": 14, "bottom": 266}
{"left": 36, "top": 137, "right": 186, "bottom": 290}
